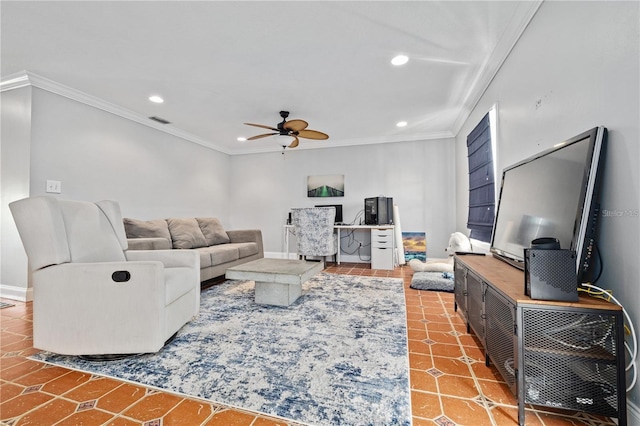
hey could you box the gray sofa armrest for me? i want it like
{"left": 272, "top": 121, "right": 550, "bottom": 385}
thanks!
{"left": 127, "top": 237, "right": 172, "bottom": 250}
{"left": 227, "top": 230, "right": 264, "bottom": 256}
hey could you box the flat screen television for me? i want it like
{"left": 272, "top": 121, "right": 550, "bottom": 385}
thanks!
{"left": 490, "top": 126, "right": 607, "bottom": 284}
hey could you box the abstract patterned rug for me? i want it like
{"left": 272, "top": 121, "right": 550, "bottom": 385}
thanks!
{"left": 31, "top": 273, "right": 410, "bottom": 425}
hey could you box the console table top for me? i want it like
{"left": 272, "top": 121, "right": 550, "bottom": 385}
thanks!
{"left": 455, "top": 254, "right": 621, "bottom": 311}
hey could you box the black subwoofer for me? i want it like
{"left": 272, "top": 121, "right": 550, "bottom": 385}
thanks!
{"left": 524, "top": 248, "right": 578, "bottom": 302}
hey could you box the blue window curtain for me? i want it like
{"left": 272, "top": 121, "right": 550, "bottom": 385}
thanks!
{"left": 466, "top": 113, "right": 495, "bottom": 243}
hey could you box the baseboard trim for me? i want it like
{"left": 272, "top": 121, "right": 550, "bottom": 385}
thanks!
{"left": 0, "top": 284, "right": 33, "bottom": 302}
{"left": 265, "top": 252, "right": 370, "bottom": 264}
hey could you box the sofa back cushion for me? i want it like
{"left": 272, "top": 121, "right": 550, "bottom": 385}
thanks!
{"left": 123, "top": 218, "right": 171, "bottom": 241}
{"left": 196, "top": 217, "right": 230, "bottom": 246}
{"left": 167, "top": 218, "right": 207, "bottom": 249}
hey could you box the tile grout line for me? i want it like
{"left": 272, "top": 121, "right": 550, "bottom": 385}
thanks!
{"left": 438, "top": 290, "right": 499, "bottom": 426}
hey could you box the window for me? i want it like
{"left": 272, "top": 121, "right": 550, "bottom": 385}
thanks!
{"left": 466, "top": 111, "right": 496, "bottom": 243}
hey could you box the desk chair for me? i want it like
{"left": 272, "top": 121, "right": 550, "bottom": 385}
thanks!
{"left": 291, "top": 207, "right": 338, "bottom": 263}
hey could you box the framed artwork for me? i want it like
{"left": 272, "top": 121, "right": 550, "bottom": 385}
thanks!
{"left": 402, "top": 232, "right": 426, "bottom": 262}
{"left": 307, "top": 174, "right": 344, "bottom": 197}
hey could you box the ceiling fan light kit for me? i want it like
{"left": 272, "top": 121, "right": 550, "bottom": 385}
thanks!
{"left": 244, "top": 110, "right": 328, "bottom": 149}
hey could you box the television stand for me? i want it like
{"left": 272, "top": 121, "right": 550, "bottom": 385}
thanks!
{"left": 453, "top": 254, "right": 626, "bottom": 425}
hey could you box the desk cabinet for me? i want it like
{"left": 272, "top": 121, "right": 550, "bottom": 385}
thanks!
{"left": 454, "top": 255, "right": 626, "bottom": 425}
{"left": 371, "top": 227, "right": 394, "bottom": 270}
{"left": 285, "top": 224, "right": 395, "bottom": 266}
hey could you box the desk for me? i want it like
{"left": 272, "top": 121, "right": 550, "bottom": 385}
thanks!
{"left": 284, "top": 224, "right": 396, "bottom": 268}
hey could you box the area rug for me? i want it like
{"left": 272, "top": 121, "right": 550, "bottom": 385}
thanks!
{"left": 31, "top": 273, "right": 410, "bottom": 426}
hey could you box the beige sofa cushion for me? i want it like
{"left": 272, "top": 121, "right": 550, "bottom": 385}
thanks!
{"left": 235, "top": 242, "right": 259, "bottom": 258}
{"left": 167, "top": 218, "right": 207, "bottom": 249}
{"left": 200, "top": 245, "right": 240, "bottom": 266}
{"left": 196, "top": 217, "right": 230, "bottom": 246}
{"left": 123, "top": 218, "right": 171, "bottom": 241}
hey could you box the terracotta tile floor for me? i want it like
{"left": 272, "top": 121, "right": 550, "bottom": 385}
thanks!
{"left": 0, "top": 263, "right": 617, "bottom": 425}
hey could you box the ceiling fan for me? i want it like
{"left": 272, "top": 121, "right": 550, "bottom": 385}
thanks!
{"left": 244, "top": 111, "right": 329, "bottom": 148}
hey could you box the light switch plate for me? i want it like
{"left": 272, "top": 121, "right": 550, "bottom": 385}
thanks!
{"left": 46, "top": 180, "right": 61, "bottom": 193}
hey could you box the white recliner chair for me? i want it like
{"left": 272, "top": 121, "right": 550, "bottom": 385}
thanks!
{"left": 9, "top": 196, "right": 200, "bottom": 357}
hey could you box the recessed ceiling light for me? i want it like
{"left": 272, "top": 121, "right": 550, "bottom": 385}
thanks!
{"left": 396, "top": 121, "right": 408, "bottom": 127}
{"left": 237, "top": 137, "right": 247, "bottom": 142}
{"left": 391, "top": 55, "right": 409, "bottom": 66}
{"left": 149, "top": 95, "right": 164, "bottom": 103}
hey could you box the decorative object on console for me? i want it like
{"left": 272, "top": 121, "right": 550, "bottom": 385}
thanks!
{"left": 524, "top": 237, "right": 578, "bottom": 302}
{"left": 244, "top": 110, "right": 329, "bottom": 149}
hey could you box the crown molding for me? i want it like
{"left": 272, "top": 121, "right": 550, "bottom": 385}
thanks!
{"left": 0, "top": 71, "right": 234, "bottom": 155}
{"left": 227, "top": 130, "right": 455, "bottom": 155}
{"left": 451, "top": 0, "right": 543, "bottom": 136}
{"left": 0, "top": 72, "right": 32, "bottom": 91}
{"left": 2, "top": 71, "right": 456, "bottom": 156}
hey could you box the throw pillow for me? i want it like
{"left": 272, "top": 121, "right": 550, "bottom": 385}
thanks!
{"left": 123, "top": 218, "right": 171, "bottom": 241}
{"left": 196, "top": 217, "right": 230, "bottom": 246}
{"left": 166, "top": 218, "right": 208, "bottom": 249}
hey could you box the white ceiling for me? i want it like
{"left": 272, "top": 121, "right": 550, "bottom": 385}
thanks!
{"left": 1, "top": 1, "right": 541, "bottom": 155}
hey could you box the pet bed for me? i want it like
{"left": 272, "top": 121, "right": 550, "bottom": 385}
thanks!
{"left": 410, "top": 271, "right": 454, "bottom": 292}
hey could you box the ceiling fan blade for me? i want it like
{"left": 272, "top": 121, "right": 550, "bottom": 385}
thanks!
{"left": 247, "top": 133, "right": 277, "bottom": 140}
{"left": 283, "top": 119, "right": 308, "bottom": 132}
{"left": 288, "top": 137, "right": 300, "bottom": 148}
{"left": 244, "top": 123, "right": 278, "bottom": 131}
{"left": 298, "top": 129, "right": 329, "bottom": 140}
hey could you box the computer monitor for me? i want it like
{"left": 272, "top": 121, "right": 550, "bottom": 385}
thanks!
{"left": 315, "top": 204, "right": 343, "bottom": 224}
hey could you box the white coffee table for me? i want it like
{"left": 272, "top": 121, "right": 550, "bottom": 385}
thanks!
{"left": 225, "top": 258, "right": 324, "bottom": 306}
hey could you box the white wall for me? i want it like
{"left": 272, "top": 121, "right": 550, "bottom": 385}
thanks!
{"left": 455, "top": 1, "right": 640, "bottom": 413}
{"left": 0, "top": 86, "right": 32, "bottom": 299}
{"left": 229, "top": 139, "right": 456, "bottom": 260}
{"left": 29, "top": 89, "right": 231, "bottom": 220}
{"left": 0, "top": 87, "right": 231, "bottom": 297}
